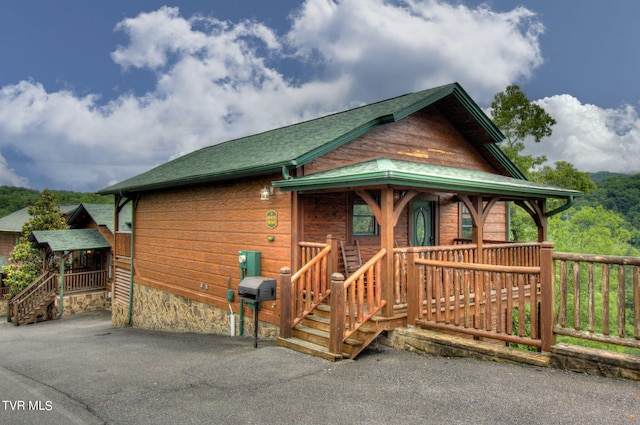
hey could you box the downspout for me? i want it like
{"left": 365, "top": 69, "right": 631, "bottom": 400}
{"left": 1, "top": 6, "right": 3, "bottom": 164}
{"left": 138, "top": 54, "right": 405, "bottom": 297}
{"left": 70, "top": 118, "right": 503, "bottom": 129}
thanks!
{"left": 127, "top": 196, "right": 137, "bottom": 326}
{"left": 546, "top": 196, "right": 574, "bottom": 218}
{"left": 57, "top": 250, "right": 68, "bottom": 318}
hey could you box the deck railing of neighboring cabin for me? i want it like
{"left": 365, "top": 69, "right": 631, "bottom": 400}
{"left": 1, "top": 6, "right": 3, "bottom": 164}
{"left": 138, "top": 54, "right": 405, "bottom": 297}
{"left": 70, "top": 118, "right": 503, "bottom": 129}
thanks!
{"left": 553, "top": 252, "right": 640, "bottom": 349}
{"left": 63, "top": 270, "right": 108, "bottom": 293}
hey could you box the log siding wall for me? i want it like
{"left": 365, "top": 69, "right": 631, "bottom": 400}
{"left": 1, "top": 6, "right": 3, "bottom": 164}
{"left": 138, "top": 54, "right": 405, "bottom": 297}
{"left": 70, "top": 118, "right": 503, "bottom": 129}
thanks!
{"left": 132, "top": 175, "right": 291, "bottom": 326}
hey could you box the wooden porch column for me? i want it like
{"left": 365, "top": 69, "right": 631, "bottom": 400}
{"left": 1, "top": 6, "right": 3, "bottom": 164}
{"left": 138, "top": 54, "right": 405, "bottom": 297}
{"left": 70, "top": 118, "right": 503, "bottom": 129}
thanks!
{"left": 279, "top": 267, "right": 292, "bottom": 338}
{"left": 539, "top": 242, "right": 555, "bottom": 352}
{"left": 329, "top": 272, "right": 345, "bottom": 355}
{"left": 381, "top": 188, "right": 395, "bottom": 317}
{"left": 471, "top": 196, "right": 484, "bottom": 262}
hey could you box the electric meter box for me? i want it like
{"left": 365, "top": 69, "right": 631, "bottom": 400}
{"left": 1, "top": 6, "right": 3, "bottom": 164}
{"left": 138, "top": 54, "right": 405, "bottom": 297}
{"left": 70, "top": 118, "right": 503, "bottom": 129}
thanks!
{"left": 239, "top": 250, "right": 261, "bottom": 277}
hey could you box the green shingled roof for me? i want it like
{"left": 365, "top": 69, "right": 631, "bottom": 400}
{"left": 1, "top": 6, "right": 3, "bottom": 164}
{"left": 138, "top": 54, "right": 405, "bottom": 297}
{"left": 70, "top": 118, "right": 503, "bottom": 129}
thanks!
{"left": 29, "top": 229, "right": 111, "bottom": 252}
{"left": 99, "top": 83, "right": 511, "bottom": 195}
{"left": 0, "top": 205, "right": 80, "bottom": 233}
{"left": 67, "top": 203, "right": 132, "bottom": 233}
{"left": 273, "top": 158, "right": 581, "bottom": 199}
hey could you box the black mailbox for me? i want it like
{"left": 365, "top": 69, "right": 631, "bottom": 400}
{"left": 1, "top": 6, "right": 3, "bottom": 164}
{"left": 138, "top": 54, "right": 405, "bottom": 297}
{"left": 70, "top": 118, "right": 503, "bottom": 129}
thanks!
{"left": 238, "top": 276, "right": 276, "bottom": 302}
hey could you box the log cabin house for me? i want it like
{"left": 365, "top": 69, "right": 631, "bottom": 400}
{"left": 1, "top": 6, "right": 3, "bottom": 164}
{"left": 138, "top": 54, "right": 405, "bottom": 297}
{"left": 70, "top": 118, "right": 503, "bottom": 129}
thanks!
{"left": 7, "top": 204, "right": 131, "bottom": 325}
{"left": 98, "top": 83, "right": 581, "bottom": 360}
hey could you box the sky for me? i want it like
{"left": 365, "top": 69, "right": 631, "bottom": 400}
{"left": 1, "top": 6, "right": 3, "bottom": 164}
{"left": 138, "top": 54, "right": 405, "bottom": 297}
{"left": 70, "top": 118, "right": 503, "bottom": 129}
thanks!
{"left": 0, "top": 0, "right": 639, "bottom": 192}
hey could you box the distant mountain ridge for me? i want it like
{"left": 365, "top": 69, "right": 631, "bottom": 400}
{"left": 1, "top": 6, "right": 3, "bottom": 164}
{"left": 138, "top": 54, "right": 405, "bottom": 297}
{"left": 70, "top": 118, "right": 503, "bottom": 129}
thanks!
{"left": 0, "top": 186, "right": 111, "bottom": 218}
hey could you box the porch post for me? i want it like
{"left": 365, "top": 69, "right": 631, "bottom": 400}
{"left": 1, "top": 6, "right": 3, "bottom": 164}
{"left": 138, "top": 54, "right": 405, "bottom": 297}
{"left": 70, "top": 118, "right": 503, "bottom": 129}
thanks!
{"left": 279, "top": 267, "right": 292, "bottom": 338}
{"left": 539, "top": 242, "right": 555, "bottom": 351}
{"left": 329, "top": 272, "right": 345, "bottom": 355}
{"left": 381, "top": 188, "right": 395, "bottom": 317}
{"left": 471, "top": 196, "right": 484, "bottom": 263}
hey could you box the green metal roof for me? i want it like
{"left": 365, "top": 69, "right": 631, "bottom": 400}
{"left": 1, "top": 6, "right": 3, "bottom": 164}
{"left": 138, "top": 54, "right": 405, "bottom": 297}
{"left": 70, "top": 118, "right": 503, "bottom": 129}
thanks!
{"left": 29, "top": 229, "right": 111, "bottom": 252}
{"left": 273, "top": 158, "right": 582, "bottom": 199}
{"left": 99, "top": 82, "right": 514, "bottom": 195}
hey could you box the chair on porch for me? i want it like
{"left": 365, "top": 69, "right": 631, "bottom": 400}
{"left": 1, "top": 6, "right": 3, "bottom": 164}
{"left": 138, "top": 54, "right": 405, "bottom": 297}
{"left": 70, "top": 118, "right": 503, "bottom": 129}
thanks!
{"left": 340, "top": 240, "right": 363, "bottom": 278}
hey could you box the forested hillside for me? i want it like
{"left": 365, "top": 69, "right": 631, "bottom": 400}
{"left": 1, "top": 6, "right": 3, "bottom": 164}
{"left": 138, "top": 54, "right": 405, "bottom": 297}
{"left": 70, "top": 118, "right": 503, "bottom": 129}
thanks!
{"left": 0, "top": 186, "right": 112, "bottom": 217}
{"left": 577, "top": 173, "right": 640, "bottom": 230}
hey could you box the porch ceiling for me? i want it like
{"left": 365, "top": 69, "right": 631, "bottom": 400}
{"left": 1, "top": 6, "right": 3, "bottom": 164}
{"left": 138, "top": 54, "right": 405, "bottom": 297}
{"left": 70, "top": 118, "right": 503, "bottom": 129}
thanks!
{"left": 272, "top": 158, "right": 582, "bottom": 200}
{"left": 29, "top": 229, "right": 111, "bottom": 252}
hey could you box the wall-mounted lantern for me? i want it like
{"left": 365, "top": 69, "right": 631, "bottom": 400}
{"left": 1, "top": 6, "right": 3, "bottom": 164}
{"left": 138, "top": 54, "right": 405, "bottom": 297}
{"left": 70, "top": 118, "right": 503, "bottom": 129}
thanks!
{"left": 260, "top": 186, "right": 274, "bottom": 201}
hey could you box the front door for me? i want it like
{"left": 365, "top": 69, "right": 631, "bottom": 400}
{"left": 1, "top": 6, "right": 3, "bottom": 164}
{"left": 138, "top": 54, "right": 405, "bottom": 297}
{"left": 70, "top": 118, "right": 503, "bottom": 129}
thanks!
{"left": 412, "top": 201, "right": 435, "bottom": 246}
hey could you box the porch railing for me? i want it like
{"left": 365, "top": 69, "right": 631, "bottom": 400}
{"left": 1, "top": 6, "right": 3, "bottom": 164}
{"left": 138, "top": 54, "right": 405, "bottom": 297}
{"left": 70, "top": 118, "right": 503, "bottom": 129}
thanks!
{"left": 553, "top": 252, "right": 640, "bottom": 349}
{"left": 402, "top": 242, "right": 554, "bottom": 350}
{"left": 394, "top": 245, "right": 478, "bottom": 309}
{"left": 64, "top": 270, "right": 108, "bottom": 293}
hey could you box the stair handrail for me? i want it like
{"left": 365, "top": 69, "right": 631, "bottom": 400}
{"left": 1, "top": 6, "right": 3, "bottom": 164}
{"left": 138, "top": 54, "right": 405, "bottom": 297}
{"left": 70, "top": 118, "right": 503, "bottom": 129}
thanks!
{"left": 291, "top": 243, "right": 333, "bottom": 327}
{"left": 342, "top": 248, "right": 387, "bottom": 341}
{"left": 10, "top": 271, "right": 58, "bottom": 325}
{"left": 10, "top": 271, "right": 54, "bottom": 304}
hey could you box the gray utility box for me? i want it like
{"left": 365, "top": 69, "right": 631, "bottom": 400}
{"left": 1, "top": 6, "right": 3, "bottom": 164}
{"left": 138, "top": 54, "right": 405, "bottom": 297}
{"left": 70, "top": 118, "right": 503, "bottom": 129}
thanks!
{"left": 238, "top": 276, "right": 277, "bottom": 302}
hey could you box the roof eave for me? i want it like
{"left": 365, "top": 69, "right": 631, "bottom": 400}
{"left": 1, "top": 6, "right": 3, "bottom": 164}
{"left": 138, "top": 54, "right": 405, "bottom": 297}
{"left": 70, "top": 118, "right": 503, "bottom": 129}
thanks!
{"left": 99, "top": 161, "right": 294, "bottom": 196}
{"left": 273, "top": 171, "right": 581, "bottom": 200}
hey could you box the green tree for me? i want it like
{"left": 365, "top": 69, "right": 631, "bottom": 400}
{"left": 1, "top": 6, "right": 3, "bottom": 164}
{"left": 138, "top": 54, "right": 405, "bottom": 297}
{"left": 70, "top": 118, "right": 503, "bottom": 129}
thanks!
{"left": 490, "top": 84, "right": 555, "bottom": 176}
{"left": 490, "top": 85, "right": 595, "bottom": 241}
{"left": 2, "top": 189, "right": 68, "bottom": 298}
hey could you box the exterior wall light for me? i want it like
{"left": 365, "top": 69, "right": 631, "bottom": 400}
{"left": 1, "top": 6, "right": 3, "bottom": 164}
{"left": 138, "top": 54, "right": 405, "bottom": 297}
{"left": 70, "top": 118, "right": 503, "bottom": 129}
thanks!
{"left": 260, "top": 186, "right": 273, "bottom": 200}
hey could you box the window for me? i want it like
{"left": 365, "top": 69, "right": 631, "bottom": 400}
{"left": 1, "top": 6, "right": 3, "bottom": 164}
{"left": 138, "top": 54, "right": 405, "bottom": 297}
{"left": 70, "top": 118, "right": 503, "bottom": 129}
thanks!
{"left": 352, "top": 196, "right": 379, "bottom": 236}
{"left": 460, "top": 204, "right": 473, "bottom": 239}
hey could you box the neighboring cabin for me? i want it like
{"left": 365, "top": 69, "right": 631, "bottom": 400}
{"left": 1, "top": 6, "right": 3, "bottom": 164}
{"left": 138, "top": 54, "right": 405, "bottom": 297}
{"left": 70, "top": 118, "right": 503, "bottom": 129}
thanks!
{"left": 98, "top": 82, "right": 579, "bottom": 358}
{"left": 4, "top": 203, "right": 131, "bottom": 324}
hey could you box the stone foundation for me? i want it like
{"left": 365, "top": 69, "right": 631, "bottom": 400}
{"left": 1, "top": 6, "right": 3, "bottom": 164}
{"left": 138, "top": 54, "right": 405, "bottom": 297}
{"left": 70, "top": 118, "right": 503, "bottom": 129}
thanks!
{"left": 112, "top": 281, "right": 279, "bottom": 338}
{"left": 550, "top": 343, "right": 640, "bottom": 381}
{"left": 57, "top": 291, "right": 110, "bottom": 318}
{"left": 388, "top": 327, "right": 550, "bottom": 368}
{"left": 0, "top": 299, "right": 7, "bottom": 316}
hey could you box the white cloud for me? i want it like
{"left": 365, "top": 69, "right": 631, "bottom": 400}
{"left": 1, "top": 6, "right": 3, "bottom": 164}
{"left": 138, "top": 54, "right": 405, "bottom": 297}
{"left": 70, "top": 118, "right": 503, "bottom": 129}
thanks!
{"left": 0, "top": 1, "right": 549, "bottom": 191}
{"left": 523, "top": 95, "right": 640, "bottom": 174}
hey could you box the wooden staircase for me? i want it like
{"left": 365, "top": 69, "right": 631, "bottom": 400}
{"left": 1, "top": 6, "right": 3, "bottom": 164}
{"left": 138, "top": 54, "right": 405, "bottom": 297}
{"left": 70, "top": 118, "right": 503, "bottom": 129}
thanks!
{"left": 9, "top": 272, "right": 58, "bottom": 326}
{"left": 277, "top": 304, "right": 386, "bottom": 361}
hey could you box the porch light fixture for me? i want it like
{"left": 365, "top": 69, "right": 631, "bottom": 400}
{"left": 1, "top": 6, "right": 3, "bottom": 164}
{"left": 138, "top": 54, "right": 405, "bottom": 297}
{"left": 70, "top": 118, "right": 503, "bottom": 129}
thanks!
{"left": 260, "top": 186, "right": 273, "bottom": 201}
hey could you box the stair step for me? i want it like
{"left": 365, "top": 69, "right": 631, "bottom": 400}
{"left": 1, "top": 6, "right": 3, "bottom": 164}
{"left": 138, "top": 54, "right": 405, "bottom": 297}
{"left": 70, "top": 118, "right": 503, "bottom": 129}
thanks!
{"left": 276, "top": 337, "right": 343, "bottom": 362}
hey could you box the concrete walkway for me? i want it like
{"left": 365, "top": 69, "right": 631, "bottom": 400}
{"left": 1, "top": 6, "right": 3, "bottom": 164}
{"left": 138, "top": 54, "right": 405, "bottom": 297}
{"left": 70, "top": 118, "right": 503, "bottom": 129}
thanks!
{"left": 0, "top": 311, "right": 638, "bottom": 425}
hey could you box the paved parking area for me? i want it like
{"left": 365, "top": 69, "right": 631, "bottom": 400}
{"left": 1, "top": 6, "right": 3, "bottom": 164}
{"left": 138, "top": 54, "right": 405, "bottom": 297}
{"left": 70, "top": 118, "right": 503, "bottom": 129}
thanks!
{"left": 1, "top": 310, "right": 639, "bottom": 424}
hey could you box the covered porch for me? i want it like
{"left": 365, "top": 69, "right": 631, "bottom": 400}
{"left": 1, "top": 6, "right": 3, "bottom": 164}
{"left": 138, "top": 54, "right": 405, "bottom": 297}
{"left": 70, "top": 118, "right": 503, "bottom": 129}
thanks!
{"left": 274, "top": 159, "right": 580, "bottom": 359}
{"left": 8, "top": 229, "right": 112, "bottom": 325}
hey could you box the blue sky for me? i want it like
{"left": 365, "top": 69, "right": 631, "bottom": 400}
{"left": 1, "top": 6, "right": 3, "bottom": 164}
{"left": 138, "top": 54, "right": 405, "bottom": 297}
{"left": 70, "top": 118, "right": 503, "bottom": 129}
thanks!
{"left": 1, "top": 0, "right": 639, "bottom": 192}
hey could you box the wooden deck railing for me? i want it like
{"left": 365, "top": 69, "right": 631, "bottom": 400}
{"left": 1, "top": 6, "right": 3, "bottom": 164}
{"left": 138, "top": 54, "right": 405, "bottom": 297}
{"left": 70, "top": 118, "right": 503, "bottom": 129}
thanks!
{"left": 64, "top": 270, "right": 108, "bottom": 293}
{"left": 402, "top": 242, "right": 554, "bottom": 350}
{"left": 0, "top": 286, "right": 10, "bottom": 298}
{"left": 394, "top": 245, "right": 478, "bottom": 309}
{"left": 553, "top": 252, "right": 640, "bottom": 349}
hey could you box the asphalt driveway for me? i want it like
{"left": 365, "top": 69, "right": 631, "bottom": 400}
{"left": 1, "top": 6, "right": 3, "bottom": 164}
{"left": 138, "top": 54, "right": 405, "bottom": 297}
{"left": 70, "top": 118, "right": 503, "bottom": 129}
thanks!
{"left": 0, "top": 310, "right": 638, "bottom": 425}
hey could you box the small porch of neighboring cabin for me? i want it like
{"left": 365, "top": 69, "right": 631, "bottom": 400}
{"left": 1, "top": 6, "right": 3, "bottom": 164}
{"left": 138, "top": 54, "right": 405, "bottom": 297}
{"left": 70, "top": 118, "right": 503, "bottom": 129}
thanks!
{"left": 274, "top": 159, "right": 579, "bottom": 360}
{"left": 8, "top": 229, "right": 112, "bottom": 325}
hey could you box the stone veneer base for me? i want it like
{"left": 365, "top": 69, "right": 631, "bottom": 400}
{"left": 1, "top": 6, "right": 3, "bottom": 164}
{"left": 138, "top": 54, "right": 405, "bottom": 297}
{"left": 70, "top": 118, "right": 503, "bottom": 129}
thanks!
{"left": 112, "top": 281, "right": 279, "bottom": 338}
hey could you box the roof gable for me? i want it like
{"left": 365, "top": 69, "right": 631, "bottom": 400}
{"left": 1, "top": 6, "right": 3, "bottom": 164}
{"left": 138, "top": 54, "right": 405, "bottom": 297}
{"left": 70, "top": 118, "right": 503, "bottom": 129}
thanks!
{"left": 67, "top": 203, "right": 131, "bottom": 233}
{"left": 99, "top": 83, "right": 514, "bottom": 195}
